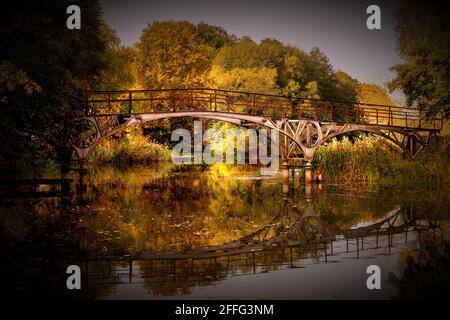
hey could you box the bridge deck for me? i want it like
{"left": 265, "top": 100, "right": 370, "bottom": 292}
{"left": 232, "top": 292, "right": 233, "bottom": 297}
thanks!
{"left": 86, "top": 88, "right": 443, "bottom": 131}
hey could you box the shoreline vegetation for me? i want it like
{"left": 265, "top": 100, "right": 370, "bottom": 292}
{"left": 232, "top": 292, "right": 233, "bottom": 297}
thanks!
{"left": 92, "top": 127, "right": 172, "bottom": 165}
{"left": 90, "top": 127, "right": 449, "bottom": 188}
{"left": 314, "top": 136, "right": 449, "bottom": 187}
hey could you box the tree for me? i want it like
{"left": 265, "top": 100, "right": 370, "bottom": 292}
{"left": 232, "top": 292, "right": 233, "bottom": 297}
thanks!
{"left": 196, "top": 22, "right": 237, "bottom": 50}
{"left": 358, "top": 83, "right": 395, "bottom": 106}
{"left": 212, "top": 38, "right": 359, "bottom": 104}
{"left": 279, "top": 48, "right": 310, "bottom": 97}
{"left": 210, "top": 65, "right": 278, "bottom": 94}
{"left": 136, "top": 21, "right": 211, "bottom": 89}
{"left": 388, "top": 0, "right": 450, "bottom": 116}
{"left": 96, "top": 23, "right": 136, "bottom": 91}
{"left": 213, "top": 37, "right": 261, "bottom": 70}
{"left": 335, "top": 71, "right": 358, "bottom": 103}
{"left": 0, "top": 0, "right": 108, "bottom": 174}
{"left": 306, "top": 47, "right": 340, "bottom": 100}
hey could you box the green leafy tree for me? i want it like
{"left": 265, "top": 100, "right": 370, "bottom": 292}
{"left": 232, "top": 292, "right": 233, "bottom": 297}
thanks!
{"left": 358, "top": 83, "right": 395, "bottom": 106}
{"left": 388, "top": 0, "right": 450, "bottom": 116}
{"left": 301, "top": 81, "right": 320, "bottom": 99}
{"left": 0, "top": 0, "right": 108, "bottom": 174}
{"left": 136, "top": 21, "right": 211, "bottom": 89}
{"left": 213, "top": 37, "right": 261, "bottom": 70}
{"left": 96, "top": 23, "right": 136, "bottom": 91}
{"left": 335, "top": 71, "right": 358, "bottom": 103}
{"left": 196, "top": 22, "right": 237, "bottom": 50}
{"left": 212, "top": 40, "right": 358, "bottom": 103}
{"left": 306, "top": 47, "right": 341, "bottom": 101}
{"left": 210, "top": 65, "right": 278, "bottom": 94}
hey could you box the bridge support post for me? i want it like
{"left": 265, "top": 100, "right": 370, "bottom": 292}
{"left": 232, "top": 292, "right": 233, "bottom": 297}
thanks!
{"left": 304, "top": 162, "right": 313, "bottom": 184}
{"left": 281, "top": 161, "right": 289, "bottom": 194}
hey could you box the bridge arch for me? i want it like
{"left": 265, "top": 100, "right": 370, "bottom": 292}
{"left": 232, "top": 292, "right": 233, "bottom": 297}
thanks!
{"left": 68, "top": 88, "right": 442, "bottom": 183}
{"left": 68, "top": 111, "right": 306, "bottom": 164}
{"left": 302, "top": 125, "right": 426, "bottom": 160}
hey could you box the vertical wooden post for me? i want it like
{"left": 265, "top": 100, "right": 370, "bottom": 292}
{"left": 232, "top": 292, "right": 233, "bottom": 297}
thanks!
{"left": 388, "top": 106, "right": 391, "bottom": 126}
{"left": 356, "top": 238, "right": 360, "bottom": 259}
{"left": 171, "top": 90, "right": 176, "bottom": 112}
{"left": 129, "top": 258, "right": 132, "bottom": 283}
{"left": 214, "top": 90, "right": 217, "bottom": 112}
{"left": 150, "top": 90, "right": 153, "bottom": 110}
{"left": 107, "top": 93, "right": 111, "bottom": 111}
{"left": 418, "top": 109, "right": 422, "bottom": 128}
{"left": 289, "top": 247, "right": 293, "bottom": 267}
{"left": 290, "top": 99, "right": 295, "bottom": 119}
{"left": 246, "top": 94, "right": 250, "bottom": 114}
{"left": 128, "top": 91, "right": 132, "bottom": 114}
{"left": 85, "top": 95, "right": 89, "bottom": 116}
{"left": 209, "top": 93, "right": 212, "bottom": 111}
{"left": 376, "top": 229, "right": 379, "bottom": 248}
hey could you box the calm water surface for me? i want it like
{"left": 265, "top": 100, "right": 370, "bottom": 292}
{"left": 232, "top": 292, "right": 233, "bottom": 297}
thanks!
{"left": 1, "top": 164, "right": 449, "bottom": 299}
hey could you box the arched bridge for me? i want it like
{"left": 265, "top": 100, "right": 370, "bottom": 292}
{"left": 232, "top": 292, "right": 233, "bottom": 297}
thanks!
{"left": 68, "top": 88, "right": 443, "bottom": 178}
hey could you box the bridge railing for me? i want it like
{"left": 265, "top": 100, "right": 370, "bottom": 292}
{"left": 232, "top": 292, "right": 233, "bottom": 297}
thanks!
{"left": 87, "top": 88, "right": 443, "bottom": 130}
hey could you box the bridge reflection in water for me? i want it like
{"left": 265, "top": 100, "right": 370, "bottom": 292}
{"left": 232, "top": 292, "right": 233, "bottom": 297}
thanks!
{"left": 70, "top": 186, "right": 444, "bottom": 296}
{"left": 79, "top": 207, "right": 442, "bottom": 288}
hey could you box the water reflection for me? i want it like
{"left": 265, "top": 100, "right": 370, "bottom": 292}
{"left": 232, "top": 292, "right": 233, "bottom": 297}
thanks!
{"left": 0, "top": 164, "right": 448, "bottom": 298}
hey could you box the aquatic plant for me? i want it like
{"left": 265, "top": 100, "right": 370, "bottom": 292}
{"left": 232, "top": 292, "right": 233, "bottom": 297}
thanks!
{"left": 314, "top": 135, "right": 449, "bottom": 187}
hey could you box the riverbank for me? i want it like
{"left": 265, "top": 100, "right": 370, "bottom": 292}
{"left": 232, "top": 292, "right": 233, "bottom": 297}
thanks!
{"left": 313, "top": 136, "right": 449, "bottom": 187}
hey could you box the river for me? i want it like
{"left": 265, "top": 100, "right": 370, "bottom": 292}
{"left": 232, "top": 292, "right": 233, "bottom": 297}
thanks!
{"left": 0, "top": 164, "right": 448, "bottom": 299}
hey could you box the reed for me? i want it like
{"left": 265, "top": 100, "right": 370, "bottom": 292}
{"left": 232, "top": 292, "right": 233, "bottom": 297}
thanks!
{"left": 92, "top": 127, "right": 171, "bottom": 165}
{"left": 314, "top": 135, "right": 449, "bottom": 187}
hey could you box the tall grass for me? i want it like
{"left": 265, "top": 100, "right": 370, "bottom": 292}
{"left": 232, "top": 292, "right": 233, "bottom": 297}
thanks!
{"left": 92, "top": 127, "right": 171, "bottom": 165}
{"left": 314, "top": 135, "right": 449, "bottom": 187}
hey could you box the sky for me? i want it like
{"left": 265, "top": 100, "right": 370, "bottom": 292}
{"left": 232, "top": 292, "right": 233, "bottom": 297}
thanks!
{"left": 99, "top": 0, "right": 404, "bottom": 95}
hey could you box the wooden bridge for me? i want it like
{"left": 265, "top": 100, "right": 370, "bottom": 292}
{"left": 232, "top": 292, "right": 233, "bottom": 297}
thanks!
{"left": 68, "top": 88, "right": 444, "bottom": 182}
